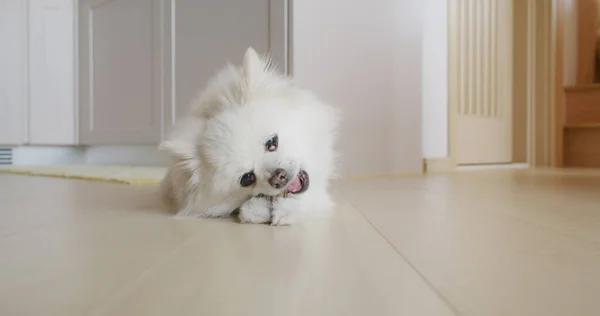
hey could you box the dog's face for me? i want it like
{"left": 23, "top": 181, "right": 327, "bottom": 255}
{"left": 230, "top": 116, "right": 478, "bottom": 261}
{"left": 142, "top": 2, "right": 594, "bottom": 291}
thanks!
{"left": 162, "top": 48, "right": 338, "bottom": 201}
{"left": 202, "top": 98, "right": 311, "bottom": 197}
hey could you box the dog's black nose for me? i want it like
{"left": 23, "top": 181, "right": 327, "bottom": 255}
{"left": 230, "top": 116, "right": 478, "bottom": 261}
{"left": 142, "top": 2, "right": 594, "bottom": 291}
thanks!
{"left": 268, "top": 168, "right": 288, "bottom": 189}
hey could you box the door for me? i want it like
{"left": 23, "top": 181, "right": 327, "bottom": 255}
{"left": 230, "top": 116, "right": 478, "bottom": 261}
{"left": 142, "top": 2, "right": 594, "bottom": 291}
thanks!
{"left": 162, "top": 0, "right": 287, "bottom": 136}
{"left": 79, "top": 0, "right": 164, "bottom": 145}
{"left": 0, "top": 0, "right": 26, "bottom": 145}
{"left": 451, "top": 0, "right": 513, "bottom": 164}
{"left": 29, "top": 0, "right": 77, "bottom": 145}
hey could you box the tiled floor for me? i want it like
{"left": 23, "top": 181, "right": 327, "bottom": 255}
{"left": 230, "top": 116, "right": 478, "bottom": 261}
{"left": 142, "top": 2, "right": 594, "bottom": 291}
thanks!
{"left": 1, "top": 169, "right": 599, "bottom": 316}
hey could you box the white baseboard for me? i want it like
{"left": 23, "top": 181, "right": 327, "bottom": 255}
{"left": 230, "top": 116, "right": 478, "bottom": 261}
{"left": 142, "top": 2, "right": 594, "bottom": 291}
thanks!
{"left": 423, "top": 157, "right": 455, "bottom": 173}
{"left": 456, "top": 163, "right": 529, "bottom": 171}
{"left": 85, "top": 145, "right": 167, "bottom": 166}
{"left": 12, "top": 146, "right": 86, "bottom": 165}
{"left": 342, "top": 170, "right": 424, "bottom": 179}
{"left": 11, "top": 145, "right": 167, "bottom": 166}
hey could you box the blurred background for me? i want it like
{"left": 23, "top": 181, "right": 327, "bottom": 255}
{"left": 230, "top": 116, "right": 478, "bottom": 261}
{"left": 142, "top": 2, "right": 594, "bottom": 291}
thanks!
{"left": 0, "top": 0, "right": 598, "bottom": 175}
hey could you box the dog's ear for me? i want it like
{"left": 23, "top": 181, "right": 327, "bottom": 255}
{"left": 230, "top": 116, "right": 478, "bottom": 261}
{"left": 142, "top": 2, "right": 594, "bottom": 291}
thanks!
{"left": 243, "top": 47, "right": 270, "bottom": 88}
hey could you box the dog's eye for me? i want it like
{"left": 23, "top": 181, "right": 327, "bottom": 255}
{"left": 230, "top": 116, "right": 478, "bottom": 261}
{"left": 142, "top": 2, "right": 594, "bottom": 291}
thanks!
{"left": 265, "top": 135, "right": 278, "bottom": 152}
{"left": 240, "top": 171, "right": 256, "bottom": 187}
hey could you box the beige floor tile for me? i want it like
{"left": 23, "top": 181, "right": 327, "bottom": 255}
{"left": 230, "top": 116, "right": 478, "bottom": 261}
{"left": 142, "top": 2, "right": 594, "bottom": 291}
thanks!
{"left": 337, "top": 170, "right": 600, "bottom": 316}
{"left": 0, "top": 175, "right": 163, "bottom": 237}
{"left": 0, "top": 201, "right": 198, "bottom": 315}
{"left": 3, "top": 170, "right": 600, "bottom": 316}
{"left": 92, "top": 194, "right": 454, "bottom": 316}
{"left": 419, "top": 171, "right": 600, "bottom": 243}
{"left": 0, "top": 176, "right": 454, "bottom": 316}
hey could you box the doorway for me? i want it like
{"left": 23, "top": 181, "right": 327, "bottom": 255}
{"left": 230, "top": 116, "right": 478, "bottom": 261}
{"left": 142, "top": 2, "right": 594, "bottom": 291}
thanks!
{"left": 448, "top": 0, "right": 558, "bottom": 168}
{"left": 450, "top": 0, "right": 513, "bottom": 165}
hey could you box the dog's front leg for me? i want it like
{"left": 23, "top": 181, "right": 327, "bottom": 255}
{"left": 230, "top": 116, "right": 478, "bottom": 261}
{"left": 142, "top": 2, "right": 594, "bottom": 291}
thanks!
{"left": 238, "top": 196, "right": 272, "bottom": 224}
{"left": 271, "top": 191, "right": 334, "bottom": 226}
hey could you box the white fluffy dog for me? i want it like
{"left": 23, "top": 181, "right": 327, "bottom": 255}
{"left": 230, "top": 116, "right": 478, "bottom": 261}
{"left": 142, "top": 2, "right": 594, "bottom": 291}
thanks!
{"left": 159, "top": 48, "right": 339, "bottom": 225}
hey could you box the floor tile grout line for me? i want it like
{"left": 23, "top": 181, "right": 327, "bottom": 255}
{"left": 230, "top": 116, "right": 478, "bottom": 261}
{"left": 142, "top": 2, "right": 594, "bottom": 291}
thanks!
{"left": 336, "top": 190, "right": 464, "bottom": 316}
{"left": 0, "top": 206, "right": 164, "bottom": 239}
{"left": 88, "top": 230, "right": 203, "bottom": 316}
{"left": 0, "top": 211, "right": 100, "bottom": 239}
{"left": 418, "top": 187, "right": 600, "bottom": 248}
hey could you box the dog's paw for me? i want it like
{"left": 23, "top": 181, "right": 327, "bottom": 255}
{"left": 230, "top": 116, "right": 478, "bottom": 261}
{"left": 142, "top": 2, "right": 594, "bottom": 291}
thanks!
{"left": 238, "top": 197, "right": 271, "bottom": 224}
{"left": 270, "top": 207, "right": 298, "bottom": 226}
{"left": 271, "top": 196, "right": 310, "bottom": 226}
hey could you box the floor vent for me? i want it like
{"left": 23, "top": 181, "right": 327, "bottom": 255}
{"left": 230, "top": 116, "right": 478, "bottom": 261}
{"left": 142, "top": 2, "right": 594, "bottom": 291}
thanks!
{"left": 0, "top": 148, "right": 13, "bottom": 165}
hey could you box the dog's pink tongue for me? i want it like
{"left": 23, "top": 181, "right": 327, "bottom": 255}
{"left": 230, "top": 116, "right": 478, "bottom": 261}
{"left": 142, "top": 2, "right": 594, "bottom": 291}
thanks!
{"left": 286, "top": 176, "right": 302, "bottom": 193}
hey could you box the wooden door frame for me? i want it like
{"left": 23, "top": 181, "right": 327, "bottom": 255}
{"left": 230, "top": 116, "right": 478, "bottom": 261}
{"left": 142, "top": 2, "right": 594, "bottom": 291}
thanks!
{"left": 552, "top": 0, "right": 565, "bottom": 167}
{"left": 447, "top": 0, "right": 564, "bottom": 168}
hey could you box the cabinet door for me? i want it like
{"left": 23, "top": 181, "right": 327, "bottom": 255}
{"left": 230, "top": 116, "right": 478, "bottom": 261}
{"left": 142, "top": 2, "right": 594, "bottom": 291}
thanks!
{"left": 28, "top": 0, "right": 76, "bottom": 145}
{"left": 162, "top": 0, "right": 288, "bottom": 137}
{"left": 0, "top": 0, "right": 27, "bottom": 145}
{"left": 79, "top": 0, "right": 165, "bottom": 144}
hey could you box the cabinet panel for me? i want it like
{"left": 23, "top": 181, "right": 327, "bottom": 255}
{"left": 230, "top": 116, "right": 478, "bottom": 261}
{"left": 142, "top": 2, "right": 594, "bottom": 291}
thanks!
{"left": 78, "top": 0, "right": 288, "bottom": 144}
{"left": 162, "top": 0, "right": 288, "bottom": 137}
{"left": 28, "top": 0, "right": 76, "bottom": 144}
{"left": 79, "top": 0, "right": 164, "bottom": 144}
{"left": 0, "top": 0, "right": 27, "bottom": 145}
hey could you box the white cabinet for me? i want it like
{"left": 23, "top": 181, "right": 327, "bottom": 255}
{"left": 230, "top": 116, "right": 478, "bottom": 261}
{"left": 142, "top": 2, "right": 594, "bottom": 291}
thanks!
{"left": 1, "top": 0, "right": 78, "bottom": 146}
{"left": 0, "top": 0, "right": 288, "bottom": 146}
{"left": 0, "top": 0, "right": 27, "bottom": 145}
{"left": 28, "top": 0, "right": 77, "bottom": 144}
{"left": 79, "top": 0, "right": 287, "bottom": 144}
{"left": 167, "top": 0, "right": 284, "bottom": 130}
{"left": 78, "top": 0, "right": 164, "bottom": 144}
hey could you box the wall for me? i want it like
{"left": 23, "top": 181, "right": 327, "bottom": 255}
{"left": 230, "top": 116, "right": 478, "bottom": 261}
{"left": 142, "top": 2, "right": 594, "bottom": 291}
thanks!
{"left": 292, "top": 0, "right": 424, "bottom": 175}
{"left": 421, "top": 0, "right": 449, "bottom": 159}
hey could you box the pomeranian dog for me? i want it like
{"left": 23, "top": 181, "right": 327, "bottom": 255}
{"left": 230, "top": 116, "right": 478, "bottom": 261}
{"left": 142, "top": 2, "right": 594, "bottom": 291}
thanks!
{"left": 159, "top": 47, "right": 339, "bottom": 225}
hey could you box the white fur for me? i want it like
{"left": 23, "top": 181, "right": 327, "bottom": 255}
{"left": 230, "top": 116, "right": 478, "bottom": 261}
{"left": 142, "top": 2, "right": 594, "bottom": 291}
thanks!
{"left": 160, "top": 47, "right": 339, "bottom": 225}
